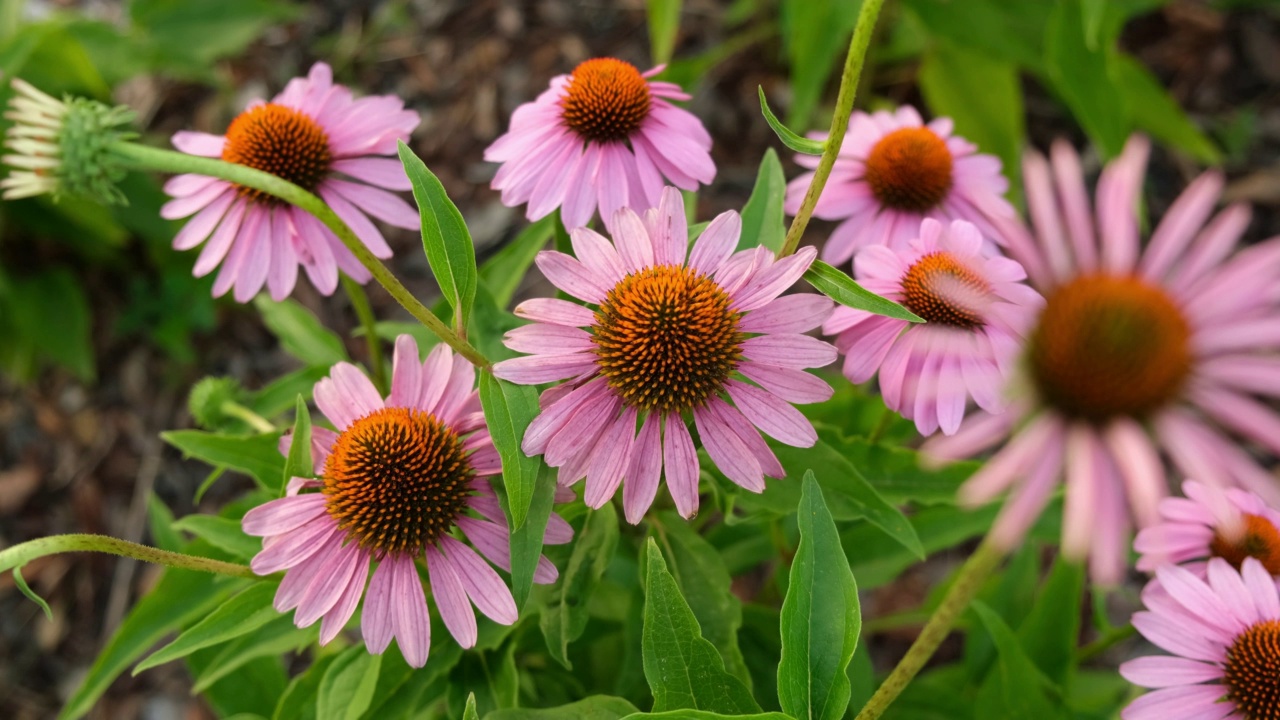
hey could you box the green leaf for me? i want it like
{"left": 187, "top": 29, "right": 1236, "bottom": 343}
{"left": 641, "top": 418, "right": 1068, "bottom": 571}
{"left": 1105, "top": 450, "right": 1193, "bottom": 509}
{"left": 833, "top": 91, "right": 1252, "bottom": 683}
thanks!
{"left": 758, "top": 87, "right": 826, "bottom": 155}
{"left": 60, "top": 566, "right": 243, "bottom": 719}
{"left": 479, "top": 371, "right": 541, "bottom": 529}
{"left": 1082, "top": 0, "right": 1107, "bottom": 48}
{"left": 192, "top": 615, "right": 314, "bottom": 693}
{"left": 162, "top": 429, "right": 285, "bottom": 492}
{"left": 1112, "top": 53, "right": 1221, "bottom": 164}
{"left": 642, "top": 538, "right": 762, "bottom": 715}
{"left": 653, "top": 512, "right": 751, "bottom": 688}
{"left": 487, "top": 696, "right": 641, "bottom": 720}
{"left": 509, "top": 463, "right": 558, "bottom": 609}
{"left": 738, "top": 148, "right": 787, "bottom": 253}
{"left": 8, "top": 268, "right": 95, "bottom": 381}
{"left": 902, "top": 0, "right": 1049, "bottom": 71}
{"left": 316, "top": 647, "right": 383, "bottom": 720}
{"left": 397, "top": 140, "right": 478, "bottom": 329}
{"left": 647, "top": 0, "right": 682, "bottom": 65}
{"left": 779, "top": 0, "right": 860, "bottom": 130}
{"left": 1044, "top": 0, "right": 1128, "bottom": 158}
{"left": 971, "top": 601, "right": 1065, "bottom": 719}
{"left": 250, "top": 366, "right": 329, "bottom": 420}
{"left": 804, "top": 261, "right": 921, "bottom": 322}
{"left": 819, "top": 432, "right": 976, "bottom": 505}
{"left": 171, "top": 514, "right": 260, "bottom": 560}
{"left": 843, "top": 503, "right": 997, "bottom": 590}
{"left": 463, "top": 692, "right": 480, "bottom": 720}
{"left": 283, "top": 395, "right": 313, "bottom": 488}
{"left": 541, "top": 503, "right": 620, "bottom": 668}
{"left": 621, "top": 712, "right": 794, "bottom": 719}
{"left": 919, "top": 39, "right": 1025, "bottom": 205}
{"left": 13, "top": 566, "right": 52, "bottom": 620}
{"left": 135, "top": 582, "right": 279, "bottom": 672}
{"left": 147, "top": 493, "right": 183, "bottom": 552}
{"left": 129, "top": 0, "right": 301, "bottom": 77}
{"left": 362, "top": 621, "right": 467, "bottom": 717}
{"left": 479, "top": 213, "right": 556, "bottom": 309}
{"left": 253, "top": 297, "right": 348, "bottom": 368}
{"left": 1017, "top": 557, "right": 1084, "bottom": 685}
{"left": 272, "top": 653, "right": 339, "bottom": 720}
{"left": 778, "top": 473, "right": 860, "bottom": 720}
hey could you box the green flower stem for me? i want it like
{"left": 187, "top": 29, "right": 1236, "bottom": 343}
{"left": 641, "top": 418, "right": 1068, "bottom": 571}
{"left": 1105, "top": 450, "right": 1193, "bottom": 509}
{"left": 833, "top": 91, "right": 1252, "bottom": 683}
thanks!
{"left": 341, "top": 274, "right": 387, "bottom": 393}
{"left": 109, "top": 141, "right": 491, "bottom": 370}
{"left": 220, "top": 400, "right": 276, "bottom": 434}
{"left": 0, "top": 534, "right": 258, "bottom": 580}
{"left": 780, "top": 0, "right": 885, "bottom": 257}
{"left": 1076, "top": 623, "right": 1136, "bottom": 663}
{"left": 853, "top": 538, "right": 1005, "bottom": 720}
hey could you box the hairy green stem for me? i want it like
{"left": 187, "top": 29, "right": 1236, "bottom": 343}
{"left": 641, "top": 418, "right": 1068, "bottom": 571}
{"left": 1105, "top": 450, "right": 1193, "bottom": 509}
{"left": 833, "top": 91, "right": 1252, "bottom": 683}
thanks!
{"left": 342, "top": 274, "right": 387, "bottom": 393}
{"left": 853, "top": 538, "right": 1005, "bottom": 720}
{"left": 780, "top": 0, "right": 886, "bottom": 257}
{"left": 220, "top": 400, "right": 276, "bottom": 434}
{"left": 109, "top": 142, "right": 491, "bottom": 370}
{"left": 0, "top": 534, "right": 258, "bottom": 580}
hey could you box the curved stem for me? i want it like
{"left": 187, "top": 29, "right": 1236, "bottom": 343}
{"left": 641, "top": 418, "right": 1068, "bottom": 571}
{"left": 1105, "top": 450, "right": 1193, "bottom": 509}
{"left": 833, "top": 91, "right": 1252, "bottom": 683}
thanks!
{"left": 780, "top": 0, "right": 885, "bottom": 257}
{"left": 0, "top": 534, "right": 258, "bottom": 580}
{"left": 220, "top": 400, "right": 276, "bottom": 434}
{"left": 853, "top": 538, "right": 1005, "bottom": 720}
{"left": 109, "top": 142, "right": 491, "bottom": 370}
{"left": 342, "top": 274, "right": 387, "bottom": 393}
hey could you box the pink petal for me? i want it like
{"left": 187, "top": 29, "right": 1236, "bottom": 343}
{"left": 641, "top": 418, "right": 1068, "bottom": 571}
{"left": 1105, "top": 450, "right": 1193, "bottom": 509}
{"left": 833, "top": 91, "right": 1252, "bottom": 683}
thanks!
{"left": 585, "top": 408, "right": 636, "bottom": 508}
{"left": 389, "top": 335, "right": 422, "bottom": 407}
{"left": 739, "top": 293, "right": 835, "bottom": 334}
{"left": 439, "top": 536, "right": 518, "bottom": 625}
{"left": 172, "top": 131, "right": 226, "bottom": 157}
{"left": 503, "top": 324, "right": 595, "bottom": 355}
{"left": 624, "top": 412, "right": 663, "bottom": 524}
{"left": 242, "top": 494, "right": 329, "bottom": 537}
{"left": 535, "top": 251, "right": 609, "bottom": 303}
{"left": 741, "top": 333, "right": 837, "bottom": 369}
{"left": 648, "top": 187, "right": 687, "bottom": 267}
{"left": 1118, "top": 656, "right": 1224, "bottom": 688}
{"left": 612, "top": 206, "right": 656, "bottom": 273}
{"left": 688, "top": 210, "right": 741, "bottom": 275}
{"left": 737, "top": 362, "right": 833, "bottom": 404}
{"left": 426, "top": 545, "right": 477, "bottom": 648}
{"left": 319, "top": 551, "right": 369, "bottom": 644}
{"left": 663, "top": 413, "right": 700, "bottom": 519}
{"left": 694, "top": 404, "right": 763, "bottom": 492}
{"left": 513, "top": 298, "right": 596, "bottom": 328}
{"left": 493, "top": 353, "right": 599, "bottom": 385}
{"left": 725, "top": 380, "right": 817, "bottom": 447}
{"left": 331, "top": 158, "right": 412, "bottom": 191}
{"left": 570, "top": 227, "right": 627, "bottom": 284}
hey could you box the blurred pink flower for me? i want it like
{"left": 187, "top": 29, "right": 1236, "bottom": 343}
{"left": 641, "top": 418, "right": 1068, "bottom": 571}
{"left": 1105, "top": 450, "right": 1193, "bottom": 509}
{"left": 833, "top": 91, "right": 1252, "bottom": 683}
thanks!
{"left": 493, "top": 188, "right": 835, "bottom": 522}
{"left": 1120, "top": 559, "right": 1280, "bottom": 720}
{"left": 1135, "top": 480, "right": 1280, "bottom": 576}
{"left": 784, "top": 106, "right": 1016, "bottom": 266}
{"left": 926, "top": 136, "right": 1280, "bottom": 584}
{"left": 825, "top": 218, "right": 1041, "bottom": 436}
{"left": 484, "top": 58, "right": 714, "bottom": 231}
{"left": 242, "top": 336, "right": 572, "bottom": 667}
{"left": 162, "top": 62, "right": 420, "bottom": 301}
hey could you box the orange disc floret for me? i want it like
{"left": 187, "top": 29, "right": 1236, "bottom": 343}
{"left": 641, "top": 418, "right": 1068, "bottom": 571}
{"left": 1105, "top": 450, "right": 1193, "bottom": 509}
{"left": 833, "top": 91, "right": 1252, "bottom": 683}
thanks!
{"left": 900, "top": 251, "right": 990, "bottom": 328}
{"left": 561, "top": 58, "right": 652, "bottom": 144}
{"left": 1212, "top": 514, "right": 1280, "bottom": 576}
{"left": 222, "top": 103, "right": 332, "bottom": 203}
{"left": 323, "top": 407, "right": 473, "bottom": 556}
{"left": 593, "top": 264, "right": 743, "bottom": 413}
{"left": 1225, "top": 619, "right": 1280, "bottom": 720}
{"left": 863, "top": 127, "right": 954, "bottom": 212}
{"left": 1029, "top": 274, "right": 1192, "bottom": 423}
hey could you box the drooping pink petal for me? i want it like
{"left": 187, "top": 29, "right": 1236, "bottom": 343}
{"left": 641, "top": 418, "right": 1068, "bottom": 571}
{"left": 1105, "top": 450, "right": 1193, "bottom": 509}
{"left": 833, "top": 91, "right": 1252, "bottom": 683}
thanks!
{"left": 426, "top": 545, "right": 477, "bottom": 649}
{"left": 663, "top": 413, "right": 700, "bottom": 519}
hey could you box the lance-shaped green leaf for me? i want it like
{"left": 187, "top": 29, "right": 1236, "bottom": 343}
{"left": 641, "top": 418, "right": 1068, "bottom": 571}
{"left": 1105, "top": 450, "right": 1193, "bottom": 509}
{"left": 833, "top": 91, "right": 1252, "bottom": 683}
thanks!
{"left": 488, "top": 696, "right": 641, "bottom": 720}
{"left": 738, "top": 148, "right": 787, "bottom": 252}
{"left": 171, "top": 514, "right": 260, "bottom": 560}
{"left": 804, "top": 260, "right": 922, "bottom": 322}
{"left": 135, "top": 581, "right": 280, "bottom": 672}
{"left": 253, "top": 296, "right": 348, "bottom": 367}
{"left": 317, "top": 647, "right": 383, "bottom": 720}
{"left": 541, "top": 503, "right": 620, "bottom": 668}
{"left": 509, "top": 463, "right": 557, "bottom": 609}
{"left": 758, "top": 87, "right": 825, "bottom": 155}
{"left": 647, "top": 0, "right": 682, "bottom": 65}
{"left": 972, "top": 601, "right": 1065, "bottom": 718}
{"left": 463, "top": 693, "right": 480, "bottom": 720}
{"left": 397, "top": 140, "right": 477, "bottom": 328}
{"left": 282, "top": 395, "right": 312, "bottom": 490}
{"left": 642, "top": 538, "right": 762, "bottom": 715}
{"left": 162, "top": 429, "right": 285, "bottom": 492}
{"left": 479, "top": 371, "right": 541, "bottom": 529}
{"left": 778, "top": 472, "right": 861, "bottom": 720}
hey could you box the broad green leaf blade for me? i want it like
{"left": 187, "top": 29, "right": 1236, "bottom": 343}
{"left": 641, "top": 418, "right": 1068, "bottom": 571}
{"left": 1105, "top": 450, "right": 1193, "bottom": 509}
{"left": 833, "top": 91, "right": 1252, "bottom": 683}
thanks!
{"left": 487, "top": 696, "right": 641, "bottom": 720}
{"left": 479, "top": 214, "right": 556, "bottom": 309}
{"left": 642, "top": 538, "right": 762, "bottom": 715}
{"left": 509, "top": 463, "right": 557, "bottom": 609}
{"left": 804, "top": 261, "right": 922, "bottom": 322}
{"left": 479, "top": 371, "right": 541, "bottom": 529}
{"left": 647, "top": 0, "right": 682, "bottom": 65}
{"left": 738, "top": 148, "right": 787, "bottom": 252}
{"left": 972, "top": 601, "right": 1065, "bottom": 719}
{"left": 397, "top": 140, "right": 478, "bottom": 328}
{"left": 1112, "top": 54, "right": 1221, "bottom": 164}
{"left": 919, "top": 39, "right": 1025, "bottom": 205}
{"left": 654, "top": 512, "right": 751, "bottom": 688}
{"left": 171, "top": 514, "right": 260, "bottom": 560}
{"left": 135, "top": 582, "right": 279, "bottom": 672}
{"left": 1044, "top": 0, "right": 1128, "bottom": 158}
{"left": 541, "top": 503, "right": 620, "bottom": 668}
{"left": 316, "top": 647, "right": 383, "bottom": 720}
{"left": 362, "top": 617, "right": 467, "bottom": 717}
{"left": 1017, "top": 556, "right": 1084, "bottom": 686}
{"left": 819, "top": 432, "right": 976, "bottom": 506}
{"left": 253, "top": 296, "right": 348, "bottom": 367}
{"left": 778, "top": 473, "right": 860, "bottom": 720}
{"left": 271, "top": 652, "right": 340, "bottom": 720}
{"left": 191, "top": 614, "right": 314, "bottom": 692}
{"left": 758, "top": 87, "right": 826, "bottom": 155}
{"left": 282, "top": 395, "right": 313, "bottom": 491}
{"left": 463, "top": 693, "right": 480, "bottom": 720}
{"left": 621, "top": 712, "right": 794, "bottom": 720}
{"left": 162, "top": 429, "right": 285, "bottom": 492}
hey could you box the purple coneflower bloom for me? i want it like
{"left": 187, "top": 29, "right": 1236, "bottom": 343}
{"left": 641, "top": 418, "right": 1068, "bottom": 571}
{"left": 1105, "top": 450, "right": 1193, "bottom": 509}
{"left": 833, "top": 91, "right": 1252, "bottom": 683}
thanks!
{"left": 162, "top": 62, "right": 420, "bottom": 301}
{"left": 784, "top": 106, "right": 1015, "bottom": 266}
{"left": 484, "top": 58, "right": 714, "bottom": 231}
{"left": 1121, "top": 558, "right": 1280, "bottom": 720}
{"left": 241, "top": 336, "right": 573, "bottom": 667}
{"left": 825, "top": 218, "right": 1041, "bottom": 436}
{"left": 1135, "top": 480, "right": 1280, "bottom": 577}
{"left": 493, "top": 188, "right": 836, "bottom": 522}
{"left": 926, "top": 135, "right": 1280, "bottom": 584}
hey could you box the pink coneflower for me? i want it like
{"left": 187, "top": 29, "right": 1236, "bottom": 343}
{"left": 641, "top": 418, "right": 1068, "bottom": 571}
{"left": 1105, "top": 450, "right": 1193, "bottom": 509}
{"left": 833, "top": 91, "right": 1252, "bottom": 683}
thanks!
{"left": 1135, "top": 480, "right": 1280, "bottom": 576}
{"left": 162, "top": 62, "right": 420, "bottom": 302}
{"left": 241, "top": 336, "right": 573, "bottom": 667}
{"left": 784, "top": 106, "right": 1016, "bottom": 266}
{"left": 492, "top": 188, "right": 835, "bottom": 523}
{"left": 484, "top": 58, "right": 714, "bottom": 231}
{"left": 824, "top": 218, "right": 1041, "bottom": 436}
{"left": 925, "top": 135, "right": 1280, "bottom": 584}
{"left": 1120, "top": 558, "right": 1280, "bottom": 720}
